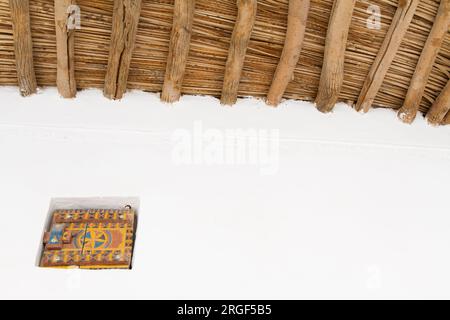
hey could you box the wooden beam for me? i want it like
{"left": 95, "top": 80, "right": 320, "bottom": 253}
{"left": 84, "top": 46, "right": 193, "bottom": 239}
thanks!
{"left": 315, "top": 0, "right": 355, "bottom": 113}
{"left": 355, "top": 0, "right": 420, "bottom": 113}
{"left": 161, "top": 0, "right": 195, "bottom": 103}
{"left": 9, "top": 0, "right": 37, "bottom": 96}
{"left": 55, "top": 0, "right": 77, "bottom": 98}
{"left": 397, "top": 0, "right": 450, "bottom": 124}
{"left": 443, "top": 110, "right": 450, "bottom": 125}
{"left": 426, "top": 79, "right": 450, "bottom": 126}
{"left": 104, "top": 0, "right": 142, "bottom": 100}
{"left": 266, "top": 0, "right": 310, "bottom": 107}
{"left": 221, "top": 0, "right": 257, "bottom": 106}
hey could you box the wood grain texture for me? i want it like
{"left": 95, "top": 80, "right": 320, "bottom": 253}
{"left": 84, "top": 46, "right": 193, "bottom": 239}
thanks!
{"left": 315, "top": 0, "right": 355, "bottom": 113}
{"left": 443, "top": 108, "right": 450, "bottom": 125}
{"left": 398, "top": 0, "right": 450, "bottom": 124}
{"left": 266, "top": 0, "right": 310, "bottom": 107}
{"left": 221, "top": 0, "right": 257, "bottom": 106}
{"left": 55, "top": 0, "right": 77, "bottom": 98}
{"left": 355, "top": 0, "right": 420, "bottom": 113}
{"left": 9, "top": 0, "right": 37, "bottom": 96}
{"left": 427, "top": 79, "right": 450, "bottom": 125}
{"left": 104, "top": 0, "right": 142, "bottom": 100}
{"left": 161, "top": 0, "right": 195, "bottom": 103}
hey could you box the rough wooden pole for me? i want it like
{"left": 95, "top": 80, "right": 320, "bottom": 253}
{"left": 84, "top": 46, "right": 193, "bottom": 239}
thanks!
{"left": 9, "top": 0, "right": 37, "bottom": 97}
{"left": 104, "top": 0, "right": 142, "bottom": 100}
{"left": 161, "top": 0, "right": 195, "bottom": 103}
{"left": 221, "top": 0, "right": 257, "bottom": 106}
{"left": 266, "top": 0, "right": 310, "bottom": 107}
{"left": 55, "top": 0, "right": 77, "bottom": 98}
{"left": 397, "top": 0, "right": 450, "bottom": 124}
{"left": 355, "top": 0, "right": 420, "bottom": 113}
{"left": 315, "top": 0, "right": 355, "bottom": 113}
{"left": 426, "top": 79, "right": 450, "bottom": 126}
{"left": 443, "top": 110, "right": 450, "bottom": 125}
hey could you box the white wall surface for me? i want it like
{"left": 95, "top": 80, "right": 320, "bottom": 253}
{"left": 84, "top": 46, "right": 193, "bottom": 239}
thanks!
{"left": 0, "top": 87, "right": 450, "bottom": 299}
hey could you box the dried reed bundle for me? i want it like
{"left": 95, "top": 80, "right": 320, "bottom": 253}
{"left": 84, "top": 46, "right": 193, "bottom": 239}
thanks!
{"left": 0, "top": 0, "right": 448, "bottom": 116}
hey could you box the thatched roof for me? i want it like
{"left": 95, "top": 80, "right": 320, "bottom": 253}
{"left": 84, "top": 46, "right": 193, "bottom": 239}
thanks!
{"left": 0, "top": 0, "right": 449, "bottom": 124}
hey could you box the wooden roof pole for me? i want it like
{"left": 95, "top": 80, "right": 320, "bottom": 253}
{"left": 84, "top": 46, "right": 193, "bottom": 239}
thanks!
{"left": 266, "top": 0, "right": 310, "bottom": 107}
{"left": 397, "top": 0, "right": 450, "bottom": 124}
{"left": 355, "top": 0, "right": 420, "bottom": 113}
{"left": 55, "top": 0, "right": 77, "bottom": 98}
{"left": 221, "top": 0, "right": 257, "bottom": 106}
{"left": 104, "top": 0, "right": 142, "bottom": 100}
{"left": 9, "top": 0, "right": 37, "bottom": 97}
{"left": 161, "top": 0, "right": 195, "bottom": 103}
{"left": 315, "top": 0, "right": 355, "bottom": 113}
{"left": 426, "top": 79, "right": 450, "bottom": 125}
{"left": 443, "top": 109, "right": 450, "bottom": 125}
